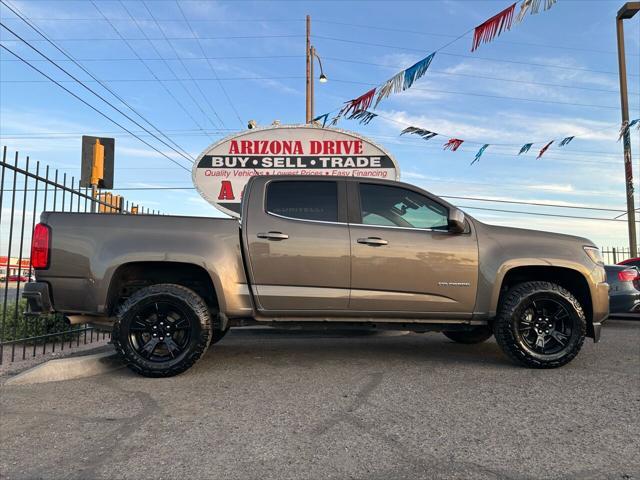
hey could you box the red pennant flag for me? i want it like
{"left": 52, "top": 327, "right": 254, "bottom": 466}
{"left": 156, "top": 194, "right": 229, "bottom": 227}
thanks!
{"left": 443, "top": 138, "right": 464, "bottom": 151}
{"left": 472, "top": 3, "right": 516, "bottom": 51}
{"left": 340, "top": 88, "right": 376, "bottom": 117}
{"left": 537, "top": 140, "right": 554, "bottom": 159}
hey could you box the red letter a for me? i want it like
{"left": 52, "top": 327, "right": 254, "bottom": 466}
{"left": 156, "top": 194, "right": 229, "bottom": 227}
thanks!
{"left": 218, "top": 181, "right": 235, "bottom": 200}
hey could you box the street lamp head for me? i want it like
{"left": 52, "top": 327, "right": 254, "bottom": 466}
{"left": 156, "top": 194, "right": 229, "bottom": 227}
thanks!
{"left": 319, "top": 73, "right": 328, "bottom": 83}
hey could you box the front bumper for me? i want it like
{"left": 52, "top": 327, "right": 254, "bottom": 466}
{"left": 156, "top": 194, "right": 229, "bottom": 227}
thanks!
{"left": 22, "top": 282, "right": 54, "bottom": 315}
{"left": 591, "top": 281, "right": 610, "bottom": 343}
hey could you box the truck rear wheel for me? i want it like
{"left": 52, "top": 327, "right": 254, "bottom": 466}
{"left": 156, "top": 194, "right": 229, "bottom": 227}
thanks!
{"left": 493, "top": 281, "right": 586, "bottom": 368}
{"left": 113, "top": 284, "right": 212, "bottom": 377}
{"left": 443, "top": 326, "right": 493, "bottom": 344}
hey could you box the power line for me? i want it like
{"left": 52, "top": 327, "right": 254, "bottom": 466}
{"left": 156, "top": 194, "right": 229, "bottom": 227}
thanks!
{"left": 89, "top": 1, "right": 219, "bottom": 138}
{"left": 323, "top": 56, "right": 640, "bottom": 96}
{"left": 0, "top": 43, "right": 191, "bottom": 172}
{"left": 173, "top": 0, "right": 244, "bottom": 128}
{"left": 0, "top": 54, "right": 303, "bottom": 62}
{"left": 124, "top": 0, "right": 228, "bottom": 128}
{"left": 3, "top": 73, "right": 627, "bottom": 112}
{"left": 0, "top": 20, "right": 196, "bottom": 169}
{"left": 313, "top": 19, "right": 640, "bottom": 57}
{"left": 458, "top": 205, "right": 639, "bottom": 223}
{"left": 2, "top": 13, "right": 635, "bottom": 58}
{"left": 313, "top": 34, "right": 640, "bottom": 77}
{"left": 4, "top": 60, "right": 637, "bottom": 97}
{"left": 330, "top": 78, "right": 630, "bottom": 111}
{"left": 111, "top": 0, "right": 225, "bottom": 130}
{"left": 0, "top": 34, "right": 304, "bottom": 42}
{"left": 0, "top": 76, "right": 305, "bottom": 83}
{"left": 78, "top": 184, "right": 637, "bottom": 222}
{"left": 440, "top": 195, "right": 629, "bottom": 213}
{"left": 0, "top": 0, "right": 195, "bottom": 163}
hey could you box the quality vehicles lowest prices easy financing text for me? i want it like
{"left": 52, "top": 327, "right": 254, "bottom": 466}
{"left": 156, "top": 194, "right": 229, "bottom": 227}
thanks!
{"left": 23, "top": 175, "right": 609, "bottom": 377}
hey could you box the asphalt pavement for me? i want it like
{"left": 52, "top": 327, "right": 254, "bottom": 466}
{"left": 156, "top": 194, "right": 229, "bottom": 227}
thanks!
{"left": 1, "top": 320, "right": 639, "bottom": 480}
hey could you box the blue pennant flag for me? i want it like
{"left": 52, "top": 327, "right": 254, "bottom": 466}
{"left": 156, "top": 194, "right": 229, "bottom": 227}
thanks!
{"left": 403, "top": 52, "right": 436, "bottom": 91}
{"left": 313, "top": 113, "right": 329, "bottom": 127}
{"left": 559, "top": 136, "right": 574, "bottom": 147}
{"left": 518, "top": 143, "right": 533, "bottom": 155}
{"left": 471, "top": 144, "right": 489, "bottom": 165}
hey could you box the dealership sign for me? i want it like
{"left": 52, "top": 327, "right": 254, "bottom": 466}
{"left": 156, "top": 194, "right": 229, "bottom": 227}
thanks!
{"left": 193, "top": 125, "right": 400, "bottom": 217}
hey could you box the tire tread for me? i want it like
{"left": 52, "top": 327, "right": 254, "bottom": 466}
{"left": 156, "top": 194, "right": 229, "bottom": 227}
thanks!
{"left": 112, "top": 284, "right": 212, "bottom": 377}
{"left": 493, "top": 281, "right": 586, "bottom": 369}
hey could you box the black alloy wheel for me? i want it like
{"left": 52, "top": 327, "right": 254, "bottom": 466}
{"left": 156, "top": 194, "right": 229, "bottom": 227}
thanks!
{"left": 128, "top": 301, "right": 194, "bottom": 362}
{"left": 494, "top": 281, "right": 586, "bottom": 368}
{"left": 113, "top": 284, "right": 212, "bottom": 377}
{"left": 514, "top": 297, "right": 573, "bottom": 356}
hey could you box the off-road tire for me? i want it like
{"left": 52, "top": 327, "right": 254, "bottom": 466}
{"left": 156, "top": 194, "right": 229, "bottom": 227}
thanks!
{"left": 494, "top": 281, "right": 586, "bottom": 369}
{"left": 443, "top": 326, "right": 493, "bottom": 344}
{"left": 113, "top": 284, "right": 212, "bottom": 377}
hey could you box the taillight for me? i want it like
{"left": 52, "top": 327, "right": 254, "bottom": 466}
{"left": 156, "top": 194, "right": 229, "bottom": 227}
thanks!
{"left": 617, "top": 268, "right": 639, "bottom": 282}
{"left": 31, "top": 223, "right": 50, "bottom": 269}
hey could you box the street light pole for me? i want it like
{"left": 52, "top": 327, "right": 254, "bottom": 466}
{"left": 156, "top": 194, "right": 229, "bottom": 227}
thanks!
{"left": 616, "top": 2, "right": 639, "bottom": 257}
{"left": 305, "top": 15, "right": 328, "bottom": 124}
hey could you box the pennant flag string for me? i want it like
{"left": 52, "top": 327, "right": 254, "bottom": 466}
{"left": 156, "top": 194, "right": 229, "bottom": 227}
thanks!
{"left": 312, "top": 113, "right": 329, "bottom": 128}
{"left": 400, "top": 126, "right": 438, "bottom": 140}
{"left": 537, "top": 140, "right": 554, "bottom": 159}
{"left": 471, "top": 144, "right": 489, "bottom": 165}
{"left": 320, "top": 1, "right": 560, "bottom": 128}
{"left": 402, "top": 52, "right": 436, "bottom": 92}
{"left": 444, "top": 138, "right": 464, "bottom": 151}
{"left": 559, "top": 136, "right": 574, "bottom": 147}
{"left": 348, "top": 110, "right": 378, "bottom": 125}
{"left": 518, "top": 143, "right": 533, "bottom": 154}
{"left": 374, "top": 71, "right": 405, "bottom": 109}
{"left": 340, "top": 88, "right": 376, "bottom": 118}
{"left": 618, "top": 119, "right": 640, "bottom": 141}
{"left": 471, "top": 3, "right": 516, "bottom": 51}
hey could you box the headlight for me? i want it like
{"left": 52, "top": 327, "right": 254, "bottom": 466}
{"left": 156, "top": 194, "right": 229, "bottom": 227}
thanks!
{"left": 583, "top": 246, "right": 604, "bottom": 266}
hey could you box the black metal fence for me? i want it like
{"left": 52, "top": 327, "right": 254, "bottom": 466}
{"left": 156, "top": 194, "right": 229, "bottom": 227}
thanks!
{"left": 0, "top": 146, "right": 159, "bottom": 364}
{"left": 601, "top": 246, "right": 634, "bottom": 265}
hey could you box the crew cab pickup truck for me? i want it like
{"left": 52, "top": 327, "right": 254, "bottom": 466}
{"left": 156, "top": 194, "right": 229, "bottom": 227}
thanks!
{"left": 24, "top": 176, "right": 609, "bottom": 377}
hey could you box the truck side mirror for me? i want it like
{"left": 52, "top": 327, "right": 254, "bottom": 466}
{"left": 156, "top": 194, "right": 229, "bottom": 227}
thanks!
{"left": 448, "top": 208, "right": 466, "bottom": 233}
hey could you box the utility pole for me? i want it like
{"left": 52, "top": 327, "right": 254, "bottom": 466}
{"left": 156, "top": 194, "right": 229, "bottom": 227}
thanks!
{"left": 616, "top": 2, "right": 639, "bottom": 257}
{"left": 305, "top": 16, "right": 328, "bottom": 124}
{"left": 306, "top": 15, "right": 312, "bottom": 124}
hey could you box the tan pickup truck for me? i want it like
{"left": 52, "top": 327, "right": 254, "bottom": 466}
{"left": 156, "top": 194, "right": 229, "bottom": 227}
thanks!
{"left": 24, "top": 175, "right": 609, "bottom": 377}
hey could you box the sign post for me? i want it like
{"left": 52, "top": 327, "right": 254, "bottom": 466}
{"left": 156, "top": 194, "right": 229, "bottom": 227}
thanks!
{"left": 193, "top": 125, "right": 400, "bottom": 217}
{"left": 80, "top": 135, "right": 115, "bottom": 213}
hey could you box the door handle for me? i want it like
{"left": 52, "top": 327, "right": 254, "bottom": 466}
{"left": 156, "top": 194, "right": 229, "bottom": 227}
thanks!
{"left": 357, "top": 237, "right": 388, "bottom": 246}
{"left": 257, "top": 231, "right": 289, "bottom": 241}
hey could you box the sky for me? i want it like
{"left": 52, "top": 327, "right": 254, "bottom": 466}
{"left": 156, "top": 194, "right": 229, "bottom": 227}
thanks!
{"left": 1, "top": 0, "right": 639, "bottom": 252}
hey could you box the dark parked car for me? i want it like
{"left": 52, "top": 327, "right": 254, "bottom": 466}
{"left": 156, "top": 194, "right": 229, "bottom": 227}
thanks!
{"left": 605, "top": 265, "right": 640, "bottom": 318}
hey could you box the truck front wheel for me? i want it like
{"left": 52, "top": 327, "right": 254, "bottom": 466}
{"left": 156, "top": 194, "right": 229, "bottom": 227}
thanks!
{"left": 113, "top": 284, "right": 212, "bottom": 377}
{"left": 493, "top": 281, "right": 586, "bottom": 368}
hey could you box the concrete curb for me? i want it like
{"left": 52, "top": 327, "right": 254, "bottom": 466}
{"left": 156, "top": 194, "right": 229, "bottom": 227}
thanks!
{"left": 4, "top": 350, "right": 122, "bottom": 386}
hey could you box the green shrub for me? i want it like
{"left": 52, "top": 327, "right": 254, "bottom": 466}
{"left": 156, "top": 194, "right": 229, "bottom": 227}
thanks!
{"left": 0, "top": 300, "right": 73, "bottom": 342}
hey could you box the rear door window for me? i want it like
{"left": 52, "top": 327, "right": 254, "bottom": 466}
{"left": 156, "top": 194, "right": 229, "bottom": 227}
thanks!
{"left": 266, "top": 181, "right": 338, "bottom": 222}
